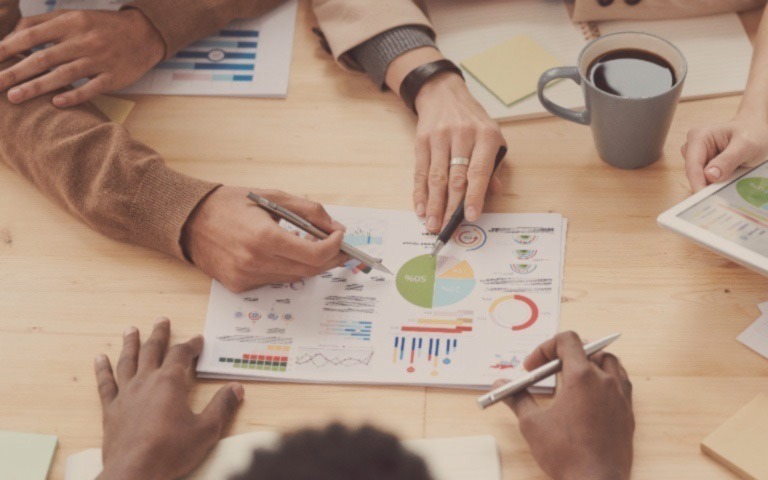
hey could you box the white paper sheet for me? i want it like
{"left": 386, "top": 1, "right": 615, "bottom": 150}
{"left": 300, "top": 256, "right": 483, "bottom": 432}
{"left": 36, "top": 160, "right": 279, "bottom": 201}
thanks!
{"left": 197, "top": 206, "right": 567, "bottom": 391}
{"left": 738, "top": 304, "right": 768, "bottom": 360}
{"left": 19, "top": 0, "right": 297, "bottom": 98}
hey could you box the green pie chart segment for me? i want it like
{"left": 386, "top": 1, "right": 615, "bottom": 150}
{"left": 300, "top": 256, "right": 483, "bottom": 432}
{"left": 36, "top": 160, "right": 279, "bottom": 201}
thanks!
{"left": 396, "top": 254, "right": 476, "bottom": 308}
{"left": 736, "top": 177, "right": 768, "bottom": 209}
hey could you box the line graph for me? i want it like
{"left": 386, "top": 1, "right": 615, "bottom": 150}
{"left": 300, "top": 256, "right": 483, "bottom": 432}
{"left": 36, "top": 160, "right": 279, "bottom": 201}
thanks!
{"left": 294, "top": 348, "right": 374, "bottom": 368}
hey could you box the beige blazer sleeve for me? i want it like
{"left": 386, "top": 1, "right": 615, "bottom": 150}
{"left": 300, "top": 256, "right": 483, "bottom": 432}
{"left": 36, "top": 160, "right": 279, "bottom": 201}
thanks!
{"left": 312, "top": 0, "right": 765, "bottom": 68}
{"left": 124, "top": 0, "right": 287, "bottom": 59}
{"left": 572, "top": 0, "right": 766, "bottom": 22}
{"left": 311, "top": 0, "right": 434, "bottom": 69}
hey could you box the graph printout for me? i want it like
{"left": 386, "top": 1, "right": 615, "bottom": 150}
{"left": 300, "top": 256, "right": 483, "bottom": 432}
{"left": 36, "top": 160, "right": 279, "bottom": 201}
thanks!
{"left": 679, "top": 161, "right": 768, "bottom": 256}
{"left": 198, "top": 207, "right": 567, "bottom": 390}
{"left": 19, "top": 0, "right": 297, "bottom": 97}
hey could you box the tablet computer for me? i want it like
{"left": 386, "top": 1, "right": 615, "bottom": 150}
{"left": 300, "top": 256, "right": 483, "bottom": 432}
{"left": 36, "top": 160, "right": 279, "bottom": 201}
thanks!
{"left": 657, "top": 160, "right": 768, "bottom": 276}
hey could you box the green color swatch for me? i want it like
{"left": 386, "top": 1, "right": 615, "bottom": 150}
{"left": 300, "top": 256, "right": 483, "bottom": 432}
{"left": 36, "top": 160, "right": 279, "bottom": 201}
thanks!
{"left": 737, "top": 177, "right": 768, "bottom": 208}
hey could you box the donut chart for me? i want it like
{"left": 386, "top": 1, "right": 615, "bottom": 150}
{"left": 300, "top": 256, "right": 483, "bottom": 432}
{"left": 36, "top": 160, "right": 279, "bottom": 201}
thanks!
{"left": 396, "top": 255, "right": 476, "bottom": 308}
{"left": 489, "top": 294, "right": 539, "bottom": 331}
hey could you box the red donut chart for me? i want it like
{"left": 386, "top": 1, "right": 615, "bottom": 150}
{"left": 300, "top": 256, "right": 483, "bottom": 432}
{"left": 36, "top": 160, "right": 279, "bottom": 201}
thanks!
{"left": 489, "top": 294, "right": 539, "bottom": 331}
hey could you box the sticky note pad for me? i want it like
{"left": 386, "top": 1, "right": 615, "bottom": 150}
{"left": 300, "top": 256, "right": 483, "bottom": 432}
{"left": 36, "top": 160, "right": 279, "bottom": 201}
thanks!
{"left": 0, "top": 431, "right": 57, "bottom": 480}
{"left": 701, "top": 394, "right": 768, "bottom": 479}
{"left": 461, "top": 35, "right": 561, "bottom": 106}
{"left": 90, "top": 95, "right": 136, "bottom": 124}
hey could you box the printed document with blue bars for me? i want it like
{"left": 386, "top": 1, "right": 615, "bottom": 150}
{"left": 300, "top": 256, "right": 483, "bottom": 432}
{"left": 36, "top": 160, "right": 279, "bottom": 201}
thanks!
{"left": 20, "top": 0, "right": 298, "bottom": 97}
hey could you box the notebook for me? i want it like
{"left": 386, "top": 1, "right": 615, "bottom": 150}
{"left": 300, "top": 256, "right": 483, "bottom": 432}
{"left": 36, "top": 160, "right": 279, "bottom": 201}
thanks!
{"left": 65, "top": 432, "right": 501, "bottom": 480}
{"left": 424, "top": 0, "right": 754, "bottom": 122}
{"left": 701, "top": 394, "right": 768, "bottom": 479}
{"left": 0, "top": 431, "right": 58, "bottom": 480}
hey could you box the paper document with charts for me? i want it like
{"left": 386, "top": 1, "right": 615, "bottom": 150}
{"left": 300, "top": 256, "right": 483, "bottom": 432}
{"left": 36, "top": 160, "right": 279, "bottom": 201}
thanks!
{"left": 20, "top": 0, "right": 297, "bottom": 98}
{"left": 198, "top": 206, "right": 567, "bottom": 391}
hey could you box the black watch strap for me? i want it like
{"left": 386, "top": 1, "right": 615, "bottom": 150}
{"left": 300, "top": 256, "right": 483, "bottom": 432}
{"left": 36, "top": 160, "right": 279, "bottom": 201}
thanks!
{"left": 399, "top": 59, "right": 464, "bottom": 114}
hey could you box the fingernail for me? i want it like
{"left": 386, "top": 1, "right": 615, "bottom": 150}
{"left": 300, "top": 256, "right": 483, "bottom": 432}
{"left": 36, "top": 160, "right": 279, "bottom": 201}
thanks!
{"left": 52, "top": 95, "right": 67, "bottom": 107}
{"left": 706, "top": 166, "right": 722, "bottom": 180}
{"left": 231, "top": 383, "right": 245, "bottom": 402}
{"left": 123, "top": 326, "right": 138, "bottom": 338}
{"left": 7, "top": 88, "right": 22, "bottom": 103}
{"left": 94, "top": 354, "right": 107, "bottom": 366}
{"left": 416, "top": 202, "right": 425, "bottom": 217}
{"left": 427, "top": 216, "right": 438, "bottom": 231}
{"left": 154, "top": 317, "right": 169, "bottom": 327}
{"left": 466, "top": 206, "right": 478, "bottom": 221}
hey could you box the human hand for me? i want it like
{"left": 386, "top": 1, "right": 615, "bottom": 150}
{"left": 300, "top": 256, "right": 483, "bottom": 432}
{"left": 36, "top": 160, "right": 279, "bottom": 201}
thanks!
{"left": 182, "top": 186, "right": 348, "bottom": 293}
{"left": 0, "top": 9, "right": 164, "bottom": 107}
{"left": 493, "top": 332, "right": 634, "bottom": 480}
{"left": 682, "top": 115, "right": 768, "bottom": 191}
{"left": 94, "top": 318, "right": 244, "bottom": 480}
{"left": 413, "top": 73, "right": 506, "bottom": 233}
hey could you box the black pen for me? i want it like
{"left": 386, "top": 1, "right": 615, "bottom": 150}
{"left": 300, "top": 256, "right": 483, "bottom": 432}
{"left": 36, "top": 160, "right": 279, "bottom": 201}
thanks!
{"left": 430, "top": 146, "right": 507, "bottom": 256}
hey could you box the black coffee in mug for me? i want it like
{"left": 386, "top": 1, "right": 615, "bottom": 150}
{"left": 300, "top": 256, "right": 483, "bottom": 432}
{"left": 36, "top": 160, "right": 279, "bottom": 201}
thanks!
{"left": 587, "top": 48, "right": 676, "bottom": 98}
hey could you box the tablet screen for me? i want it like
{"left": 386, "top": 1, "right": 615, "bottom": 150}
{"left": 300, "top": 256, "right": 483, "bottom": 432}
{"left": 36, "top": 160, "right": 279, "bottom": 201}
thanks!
{"left": 677, "top": 161, "right": 768, "bottom": 256}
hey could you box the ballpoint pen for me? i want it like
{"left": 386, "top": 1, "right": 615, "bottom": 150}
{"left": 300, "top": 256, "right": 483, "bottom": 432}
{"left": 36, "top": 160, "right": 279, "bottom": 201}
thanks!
{"left": 476, "top": 333, "right": 621, "bottom": 409}
{"left": 430, "top": 146, "right": 508, "bottom": 256}
{"left": 247, "top": 193, "right": 393, "bottom": 275}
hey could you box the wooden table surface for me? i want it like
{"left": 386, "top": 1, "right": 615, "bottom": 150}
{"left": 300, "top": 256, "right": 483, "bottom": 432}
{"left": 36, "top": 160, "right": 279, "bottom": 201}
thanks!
{"left": 1, "top": 2, "right": 767, "bottom": 479}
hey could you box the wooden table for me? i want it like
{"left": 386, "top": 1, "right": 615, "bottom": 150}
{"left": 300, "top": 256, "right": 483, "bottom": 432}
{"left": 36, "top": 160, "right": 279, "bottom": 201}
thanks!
{"left": 1, "top": 3, "right": 767, "bottom": 479}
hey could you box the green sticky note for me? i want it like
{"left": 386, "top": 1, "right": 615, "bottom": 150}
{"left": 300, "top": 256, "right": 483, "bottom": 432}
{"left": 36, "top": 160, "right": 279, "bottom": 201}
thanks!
{"left": 461, "top": 35, "right": 561, "bottom": 106}
{"left": 0, "top": 431, "right": 58, "bottom": 480}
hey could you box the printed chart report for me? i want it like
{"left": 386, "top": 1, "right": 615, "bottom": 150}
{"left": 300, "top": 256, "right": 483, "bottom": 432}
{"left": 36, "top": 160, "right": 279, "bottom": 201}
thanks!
{"left": 198, "top": 206, "right": 567, "bottom": 390}
{"left": 19, "top": 0, "right": 298, "bottom": 98}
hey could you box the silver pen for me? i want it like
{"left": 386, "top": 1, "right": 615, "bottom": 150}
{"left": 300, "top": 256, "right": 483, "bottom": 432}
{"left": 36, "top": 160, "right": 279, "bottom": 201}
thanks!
{"left": 247, "top": 193, "right": 393, "bottom": 275}
{"left": 477, "top": 333, "right": 621, "bottom": 409}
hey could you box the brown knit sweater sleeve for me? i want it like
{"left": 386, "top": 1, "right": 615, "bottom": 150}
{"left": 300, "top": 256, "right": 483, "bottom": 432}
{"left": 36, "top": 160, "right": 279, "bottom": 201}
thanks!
{"left": 0, "top": 56, "right": 219, "bottom": 260}
{"left": 124, "top": 0, "right": 288, "bottom": 60}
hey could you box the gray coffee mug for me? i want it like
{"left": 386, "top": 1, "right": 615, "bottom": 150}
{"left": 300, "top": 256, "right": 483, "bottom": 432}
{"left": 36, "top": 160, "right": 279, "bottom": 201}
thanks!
{"left": 537, "top": 32, "right": 687, "bottom": 169}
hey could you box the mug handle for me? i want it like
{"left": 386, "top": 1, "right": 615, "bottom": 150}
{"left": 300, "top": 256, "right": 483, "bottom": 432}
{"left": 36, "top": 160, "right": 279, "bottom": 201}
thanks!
{"left": 537, "top": 66, "right": 590, "bottom": 125}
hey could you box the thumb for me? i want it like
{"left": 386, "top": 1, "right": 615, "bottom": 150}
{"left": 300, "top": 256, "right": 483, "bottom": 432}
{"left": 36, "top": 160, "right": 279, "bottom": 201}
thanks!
{"left": 704, "top": 143, "right": 747, "bottom": 184}
{"left": 493, "top": 379, "right": 540, "bottom": 421}
{"left": 200, "top": 383, "right": 244, "bottom": 433}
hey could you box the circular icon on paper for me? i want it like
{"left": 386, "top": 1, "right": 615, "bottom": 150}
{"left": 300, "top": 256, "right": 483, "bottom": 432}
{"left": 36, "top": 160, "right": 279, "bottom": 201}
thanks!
{"left": 207, "top": 49, "right": 226, "bottom": 62}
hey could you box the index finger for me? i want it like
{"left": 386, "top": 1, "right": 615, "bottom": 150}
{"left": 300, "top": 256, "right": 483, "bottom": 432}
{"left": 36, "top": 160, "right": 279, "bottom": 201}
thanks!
{"left": 12, "top": 11, "right": 64, "bottom": 33}
{"left": 464, "top": 134, "right": 504, "bottom": 222}
{"left": 683, "top": 135, "right": 711, "bottom": 192}
{"left": 271, "top": 225, "right": 345, "bottom": 266}
{"left": 523, "top": 331, "right": 589, "bottom": 372}
{"left": 0, "top": 18, "right": 65, "bottom": 62}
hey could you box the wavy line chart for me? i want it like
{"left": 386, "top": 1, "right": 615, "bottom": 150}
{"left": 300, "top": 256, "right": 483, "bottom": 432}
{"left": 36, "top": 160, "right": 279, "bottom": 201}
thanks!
{"left": 294, "top": 348, "right": 374, "bottom": 369}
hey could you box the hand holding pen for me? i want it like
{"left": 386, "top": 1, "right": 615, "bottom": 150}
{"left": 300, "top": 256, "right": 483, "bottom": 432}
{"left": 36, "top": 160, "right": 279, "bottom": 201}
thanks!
{"left": 488, "top": 332, "right": 634, "bottom": 480}
{"left": 182, "top": 187, "right": 349, "bottom": 293}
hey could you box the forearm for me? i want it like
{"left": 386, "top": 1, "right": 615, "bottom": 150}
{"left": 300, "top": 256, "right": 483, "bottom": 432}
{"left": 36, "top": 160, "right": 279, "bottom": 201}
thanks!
{"left": 349, "top": 26, "right": 436, "bottom": 88}
{"left": 0, "top": 57, "right": 219, "bottom": 260}
{"left": 123, "top": 0, "right": 286, "bottom": 59}
{"left": 738, "top": 7, "right": 768, "bottom": 121}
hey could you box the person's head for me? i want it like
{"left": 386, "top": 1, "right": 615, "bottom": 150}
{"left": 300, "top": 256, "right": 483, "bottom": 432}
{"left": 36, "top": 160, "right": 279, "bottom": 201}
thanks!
{"left": 231, "top": 423, "right": 434, "bottom": 480}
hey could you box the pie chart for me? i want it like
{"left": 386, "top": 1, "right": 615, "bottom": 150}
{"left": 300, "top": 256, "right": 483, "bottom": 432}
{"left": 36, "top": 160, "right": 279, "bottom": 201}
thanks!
{"left": 396, "top": 255, "right": 476, "bottom": 308}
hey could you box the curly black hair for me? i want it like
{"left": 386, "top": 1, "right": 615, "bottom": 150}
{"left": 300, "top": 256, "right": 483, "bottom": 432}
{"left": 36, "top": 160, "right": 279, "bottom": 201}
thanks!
{"left": 229, "top": 423, "right": 434, "bottom": 480}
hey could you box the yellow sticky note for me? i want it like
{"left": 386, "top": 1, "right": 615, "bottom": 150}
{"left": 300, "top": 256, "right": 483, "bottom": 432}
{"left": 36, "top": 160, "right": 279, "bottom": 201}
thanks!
{"left": 0, "top": 431, "right": 57, "bottom": 480}
{"left": 461, "top": 35, "right": 561, "bottom": 106}
{"left": 90, "top": 94, "right": 136, "bottom": 124}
